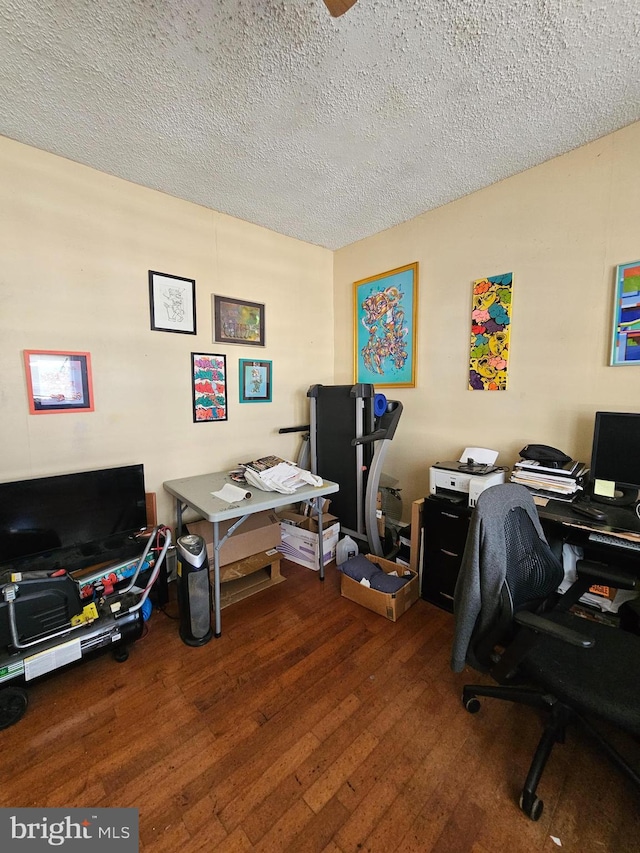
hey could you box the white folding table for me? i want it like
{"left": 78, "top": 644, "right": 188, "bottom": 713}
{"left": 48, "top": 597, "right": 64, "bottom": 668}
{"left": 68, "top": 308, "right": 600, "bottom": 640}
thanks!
{"left": 163, "top": 470, "right": 339, "bottom": 636}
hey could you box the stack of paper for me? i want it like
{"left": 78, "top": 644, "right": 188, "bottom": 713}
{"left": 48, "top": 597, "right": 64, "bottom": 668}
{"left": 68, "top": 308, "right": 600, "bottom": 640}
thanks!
{"left": 510, "top": 458, "right": 589, "bottom": 502}
{"left": 239, "top": 456, "right": 323, "bottom": 495}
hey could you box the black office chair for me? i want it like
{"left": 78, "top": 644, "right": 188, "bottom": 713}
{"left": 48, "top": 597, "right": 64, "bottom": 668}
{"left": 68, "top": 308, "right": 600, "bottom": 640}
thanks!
{"left": 451, "top": 483, "right": 640, "bottom": 820}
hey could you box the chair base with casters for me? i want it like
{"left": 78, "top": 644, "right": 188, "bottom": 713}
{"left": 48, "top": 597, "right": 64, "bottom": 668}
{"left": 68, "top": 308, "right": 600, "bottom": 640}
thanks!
{"left": 453, "top": 483, "right": 640, "bottom": 821}
{"left": 462, "top": 674, "right": 640, "bottom": 820}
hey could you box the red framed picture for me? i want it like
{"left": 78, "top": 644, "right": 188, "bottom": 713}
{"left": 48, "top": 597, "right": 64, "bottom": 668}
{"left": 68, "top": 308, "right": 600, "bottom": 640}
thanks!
{"left": 24, "top": 350, "right": 95, "bottom": 414}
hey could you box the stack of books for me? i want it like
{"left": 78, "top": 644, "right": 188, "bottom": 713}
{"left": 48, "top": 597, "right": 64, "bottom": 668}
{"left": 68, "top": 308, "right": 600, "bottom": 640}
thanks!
{"left": 510, "top": 458, "right": 589, "bottom": 502}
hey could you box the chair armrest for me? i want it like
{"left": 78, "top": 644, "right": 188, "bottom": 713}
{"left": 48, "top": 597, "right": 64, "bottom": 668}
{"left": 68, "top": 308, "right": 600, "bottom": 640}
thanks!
{"left": 514, "top": 611, "right": 595, "bottom": 648}
{"left": 576, "top": 559, "right": 638, "bottom": 591}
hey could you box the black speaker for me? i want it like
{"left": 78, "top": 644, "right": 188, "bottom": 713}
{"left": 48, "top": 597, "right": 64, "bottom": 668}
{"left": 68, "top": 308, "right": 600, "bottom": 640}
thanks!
{"left": 176, "top": 534, "right": 213, "bottom": 646}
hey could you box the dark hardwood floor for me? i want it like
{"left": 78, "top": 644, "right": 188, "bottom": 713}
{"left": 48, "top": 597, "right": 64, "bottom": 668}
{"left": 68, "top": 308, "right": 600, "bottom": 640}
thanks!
{"left": 1, "top": 560, "right": 638, "bottom": 852}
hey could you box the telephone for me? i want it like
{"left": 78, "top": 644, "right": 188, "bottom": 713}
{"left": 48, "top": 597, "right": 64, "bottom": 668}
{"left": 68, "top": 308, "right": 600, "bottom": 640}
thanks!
{"left": 519, "top": 444, "right": 572, "bottom": 467}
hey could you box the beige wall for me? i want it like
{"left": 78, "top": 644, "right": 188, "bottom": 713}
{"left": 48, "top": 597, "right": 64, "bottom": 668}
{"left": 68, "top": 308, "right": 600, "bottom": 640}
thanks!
{"left": 334, "top": 121, "right": 640, "bottom": 514}
{"left": 2, "top": 122, "right": 640, "bottom": 530}
{"left": 0, "top": 137, "right": 334, "bottom": 527}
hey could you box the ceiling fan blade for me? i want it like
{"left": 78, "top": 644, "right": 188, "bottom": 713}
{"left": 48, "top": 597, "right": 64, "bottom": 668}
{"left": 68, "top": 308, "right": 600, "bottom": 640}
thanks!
{"left": 324, "top": 0, "right": 358, "bottom": 17}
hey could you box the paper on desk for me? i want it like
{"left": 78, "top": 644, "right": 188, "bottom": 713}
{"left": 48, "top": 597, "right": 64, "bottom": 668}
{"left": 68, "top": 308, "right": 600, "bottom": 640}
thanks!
{"left": 243, "top": 461, "right": 323, "bottom": 495}
{"left": 212, "top": 483, "right": 252, "bottom": 503}
{"left": 458, "top": 447, "right": 499, "bottom": 465}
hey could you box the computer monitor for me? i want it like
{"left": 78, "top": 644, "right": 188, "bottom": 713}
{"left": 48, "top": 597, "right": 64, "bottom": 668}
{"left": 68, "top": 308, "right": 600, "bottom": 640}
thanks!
{"left": 590, "top": 412, "right": 640, "bottom": 505}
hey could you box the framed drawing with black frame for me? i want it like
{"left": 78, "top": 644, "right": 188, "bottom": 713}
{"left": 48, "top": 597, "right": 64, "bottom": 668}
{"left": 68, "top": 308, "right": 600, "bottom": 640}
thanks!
{"left": 353, "top": 262, "right": 418, "bottom": 387}
{"left": 149, "top": 270, "right": 196, "bottom": 334}
{"left": 212, "top": 295, "right": 265, "bottom": 346}
{"left": 191, "top": 352, "right": 228, "bottom": 422}
{"left": 24, "top": 350, "right": 95, "bottom": 414}
{"left": 239, "top": 359, "right": 272, "bottom": 403}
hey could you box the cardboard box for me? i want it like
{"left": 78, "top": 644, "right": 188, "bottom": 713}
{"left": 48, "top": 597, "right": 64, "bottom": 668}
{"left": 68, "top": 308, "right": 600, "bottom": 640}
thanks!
{"left": 277, "top": 510, "right": 340, "bottom": 570}
{"left": 220, "top": 565, "right": 285, "bottom": 609}
{"left": 218, "top": 548, "right": 285, "bottom": 609}
{"left": 340, "top": 553, "right": 419, "bottom": 622}
{"left": 187, "top": 510, "right": 281, "bottom": 567}
{"left": 376, "top": 490, "right": 385, "bottom": 536}
{"left": 219, "top": 548, "right": 282, "bottom": 583}
{"left": 410, "top": 498, "right": 424, "bottom": 575}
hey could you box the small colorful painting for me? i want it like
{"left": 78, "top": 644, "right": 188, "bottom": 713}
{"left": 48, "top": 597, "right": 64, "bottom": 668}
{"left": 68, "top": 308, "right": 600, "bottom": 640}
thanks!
{"left": 469, "top": 272, "right": 512, "bottom": 391}
{"left": 354, "top": 262, "right": 418, "bottom": 388}
{"left": 191, "top": 353, "right": 228, "bottom": 422}
{"left": 213, "top": 295, "right": 265, "bottom": 346}
{"left": 239, "top": 359, "right": 272, "bottom": 403}
{"left": 610, "top": 260, "right": 640, "bottom": 365}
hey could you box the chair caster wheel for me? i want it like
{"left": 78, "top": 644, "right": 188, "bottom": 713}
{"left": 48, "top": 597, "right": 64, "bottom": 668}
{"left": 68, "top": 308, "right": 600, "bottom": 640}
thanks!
{"left": 0, "top": 686, "right": 28, "bottom": 730}
{"left": 519, "top": 792, "right": 543, "bottom": 821}
{"left": 464, "top": 695, "right": 481, "bottom": 714}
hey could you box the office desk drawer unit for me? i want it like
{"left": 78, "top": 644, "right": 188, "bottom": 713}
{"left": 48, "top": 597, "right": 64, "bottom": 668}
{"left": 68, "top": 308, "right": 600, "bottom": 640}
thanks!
{"left": 420, "top": 493, "right": 640, "bottom": 616}
{"left": 421, "top": 497, "right": 471, "bottom": 612}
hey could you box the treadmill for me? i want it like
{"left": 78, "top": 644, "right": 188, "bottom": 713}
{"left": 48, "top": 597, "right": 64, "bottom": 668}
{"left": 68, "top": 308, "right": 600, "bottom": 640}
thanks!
{"left": 306, "top": 384, "right": 403, "bottom": 556}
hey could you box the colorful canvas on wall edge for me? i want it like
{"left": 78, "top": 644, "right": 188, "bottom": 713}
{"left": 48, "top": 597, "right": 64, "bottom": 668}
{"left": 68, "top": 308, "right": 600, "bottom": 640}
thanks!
{"left": 611, "top": 260, "right": 640, "bottom": 365}
{"left": 354, "top": 262, "right": 418, "bottom": 388}
{"left": 469, "top": 272, "right": 512, "bottom": 391}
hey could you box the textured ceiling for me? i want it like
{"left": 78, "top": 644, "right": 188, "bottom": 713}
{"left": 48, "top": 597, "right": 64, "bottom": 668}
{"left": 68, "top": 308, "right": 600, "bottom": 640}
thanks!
{"left": 1, "top": 0, "right": 639, "bottom": 250}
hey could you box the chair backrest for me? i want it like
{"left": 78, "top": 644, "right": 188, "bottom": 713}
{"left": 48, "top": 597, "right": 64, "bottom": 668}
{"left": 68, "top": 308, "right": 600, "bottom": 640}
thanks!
{"left": 503, "top": 505, "right": 564, "bottom": 612}
{"left": 457, "top": 484, "right": 565, "bottom": 671}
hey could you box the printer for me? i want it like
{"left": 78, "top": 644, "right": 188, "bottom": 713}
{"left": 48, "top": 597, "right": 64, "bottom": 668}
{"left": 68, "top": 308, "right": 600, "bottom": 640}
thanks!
{"left": 429, "top": 449, "right": 506, "bottom": 506}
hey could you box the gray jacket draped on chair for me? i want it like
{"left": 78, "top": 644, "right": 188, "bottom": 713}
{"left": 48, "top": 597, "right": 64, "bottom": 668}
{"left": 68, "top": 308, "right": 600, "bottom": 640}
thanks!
{"left": 450, "top": 483, "right": 546, "bottom": 672}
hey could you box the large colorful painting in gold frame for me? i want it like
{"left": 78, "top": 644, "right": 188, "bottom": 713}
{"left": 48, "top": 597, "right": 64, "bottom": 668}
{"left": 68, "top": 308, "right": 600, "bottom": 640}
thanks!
{"left": 469, "top": 272, "right": 512, "bottom": 391}
{"left": 354, "top": 262, "right": 418, "bottom": 388}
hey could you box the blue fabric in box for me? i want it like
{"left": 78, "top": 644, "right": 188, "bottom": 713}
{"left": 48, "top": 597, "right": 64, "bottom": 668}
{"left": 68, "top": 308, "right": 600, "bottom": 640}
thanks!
{"left": 339, "top": 554, "right": 410, "bottom": 593}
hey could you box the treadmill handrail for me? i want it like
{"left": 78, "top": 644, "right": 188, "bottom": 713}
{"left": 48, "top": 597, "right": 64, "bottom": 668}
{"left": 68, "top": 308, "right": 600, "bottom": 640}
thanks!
{"left": 351, "top": 401, "right": 403, "bottom": 446}
{"left": 351, "top": 429, "right": 387, "bottom": 446}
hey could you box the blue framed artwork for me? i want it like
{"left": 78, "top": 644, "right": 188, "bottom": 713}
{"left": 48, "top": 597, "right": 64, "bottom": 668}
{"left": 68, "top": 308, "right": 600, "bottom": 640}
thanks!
{"left": 611, "top": 260, "right": 640, "bottom": 365}
{"left": 353, "top": 262, "right": 418, "bottom": 387}
{"left": 239, "top": 359, "right": 272, "bottom": 403}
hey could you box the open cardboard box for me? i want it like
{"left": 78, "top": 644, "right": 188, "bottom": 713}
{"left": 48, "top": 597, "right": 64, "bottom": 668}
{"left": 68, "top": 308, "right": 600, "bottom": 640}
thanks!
{"left": 187, "top": 510, "right": 281, "bottom": 568}
{"left": 277, "top": 509, "right": 340, "bottom": 570}
{"left": 340, "top": 553, "right": 419, "bottom": 622}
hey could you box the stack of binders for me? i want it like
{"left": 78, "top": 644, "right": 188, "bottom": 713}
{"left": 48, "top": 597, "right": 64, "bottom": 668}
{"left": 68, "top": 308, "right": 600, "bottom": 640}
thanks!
{"left": 510, "top": 458, "right": 589, "bottom": 502}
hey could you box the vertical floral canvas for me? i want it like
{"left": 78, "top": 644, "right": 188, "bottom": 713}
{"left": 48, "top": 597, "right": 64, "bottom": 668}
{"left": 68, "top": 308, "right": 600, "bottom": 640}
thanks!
{"left": 469, "top": 273, "right": 512, "bottom": 391}
{"left": 191, "top": 353, "right": 228, "bottom": 421}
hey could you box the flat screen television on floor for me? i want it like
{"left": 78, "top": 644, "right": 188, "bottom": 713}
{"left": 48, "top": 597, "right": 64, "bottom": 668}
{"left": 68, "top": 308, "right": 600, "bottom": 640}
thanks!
{"left": 0, "top": 464, "right": 147, "bottom": 571}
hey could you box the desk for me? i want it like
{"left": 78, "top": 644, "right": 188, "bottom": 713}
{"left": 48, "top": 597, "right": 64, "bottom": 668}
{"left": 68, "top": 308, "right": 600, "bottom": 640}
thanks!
{"left": 538, "top": 499, "right": 640, "bottom": 574}
{"left": 537, "top": 499, "right": 640, "bottom": 536}
{"left": 163, "top": 471, "right": 339, "bottom": 637}
{"left": 421, "top": 495, "right": 640, "bottom": 613}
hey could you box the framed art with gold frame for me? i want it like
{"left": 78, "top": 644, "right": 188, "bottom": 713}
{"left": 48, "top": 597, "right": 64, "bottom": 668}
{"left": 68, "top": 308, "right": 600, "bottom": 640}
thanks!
{"left": 353, "top": 262, "right": 418, "bottom": 388}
